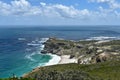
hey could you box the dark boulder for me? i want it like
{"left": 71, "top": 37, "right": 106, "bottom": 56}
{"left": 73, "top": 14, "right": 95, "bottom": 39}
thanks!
{"left": 70, "top": 55, "right": 75, "bottom": 59}
{"left": 41, "top": 50, "right": 47, "bottom": 54}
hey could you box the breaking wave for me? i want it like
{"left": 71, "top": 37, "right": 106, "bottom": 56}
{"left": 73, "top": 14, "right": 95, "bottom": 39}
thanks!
{"left": 25, "top": 37, "right": 61, "bottom": 67}
{"left": 45, "top": 54, "right": 61, "bottom": 66}
{"left": 86, "top": 36, "right": 120, "bottom": 41}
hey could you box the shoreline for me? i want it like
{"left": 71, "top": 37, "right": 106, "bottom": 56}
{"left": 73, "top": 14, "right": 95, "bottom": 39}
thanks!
{"left": 46, "top": 54, "right": 78, "bottom": 65}
{"left": 23, "top": 54, "right": 77, "bottom": 78}
{"left": 45, "top": 53, "right": 61, "bottom": 66}
{"left": 58, "top": 55, "right": 77, "bottom": 64}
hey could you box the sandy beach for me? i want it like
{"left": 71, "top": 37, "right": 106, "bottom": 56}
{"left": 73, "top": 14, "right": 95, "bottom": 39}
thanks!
{"left": 59, "top": 55, "right": 78, "bottom": 64}
{"left": 45, "top": 54, "right": 78, "bottom": 66}
{"left": 23, "top": 54, "right": 77, "bottom": 77}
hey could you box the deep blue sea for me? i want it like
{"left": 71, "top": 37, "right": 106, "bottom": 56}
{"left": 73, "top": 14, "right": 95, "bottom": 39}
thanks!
{"left": 0, "top": 26, "right": 120, "bottom": 78}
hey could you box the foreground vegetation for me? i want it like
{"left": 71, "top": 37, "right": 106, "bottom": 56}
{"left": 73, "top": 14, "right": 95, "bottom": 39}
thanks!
{"left": 1, "top": 60, "right": 120, "bottom": 80}
{"left": 23, "top": 60, "right": 120, "bottom": 80}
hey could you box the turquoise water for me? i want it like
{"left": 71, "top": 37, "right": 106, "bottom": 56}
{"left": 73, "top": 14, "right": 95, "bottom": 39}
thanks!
{"left": 0, "top": 26, "right": 120, "bottom": 78}
{"left": 0, "top": 37, "right": 52, "bottom": 78}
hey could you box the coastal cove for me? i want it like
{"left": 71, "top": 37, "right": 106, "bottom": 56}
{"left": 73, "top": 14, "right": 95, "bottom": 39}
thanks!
{"left": 23, "top": 54, "right": 78, "bottom": 77}
{"left": 0, "top": 26, "right": 120, "bottom": 78}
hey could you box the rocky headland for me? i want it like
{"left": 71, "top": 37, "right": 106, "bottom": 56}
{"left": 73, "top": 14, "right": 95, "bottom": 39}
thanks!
{"left": 41, "top": 37, "right": 120, "bottom": 64}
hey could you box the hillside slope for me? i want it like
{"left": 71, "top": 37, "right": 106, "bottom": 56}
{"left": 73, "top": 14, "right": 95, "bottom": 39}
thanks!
{"left": 24, "top": 60, "right": 120, "bottom": 80}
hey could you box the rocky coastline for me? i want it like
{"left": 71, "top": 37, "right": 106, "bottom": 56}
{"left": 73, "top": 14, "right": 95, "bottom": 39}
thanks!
{"left": 41, "top": 37, "right": 120, "bottom": 64}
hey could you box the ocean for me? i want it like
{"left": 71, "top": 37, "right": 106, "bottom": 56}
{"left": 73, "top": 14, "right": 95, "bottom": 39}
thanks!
{"left": 0, "top": 26, "right": 120, "bottom": 78}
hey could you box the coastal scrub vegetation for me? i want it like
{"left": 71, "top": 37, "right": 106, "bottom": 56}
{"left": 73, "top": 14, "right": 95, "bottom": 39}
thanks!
{"left": 24, "top": 60, "right": 120, "bottom": 80}
{"left": 1, "top": 60, "right": 120, "bottom": 80}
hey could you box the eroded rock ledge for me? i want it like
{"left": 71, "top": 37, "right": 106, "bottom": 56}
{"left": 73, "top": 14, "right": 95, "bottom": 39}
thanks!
{"left": 41, "top": 37, "right": 120, "bottom": 64}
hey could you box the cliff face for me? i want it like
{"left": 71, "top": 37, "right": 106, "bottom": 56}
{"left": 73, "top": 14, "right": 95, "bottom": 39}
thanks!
{"left": 41, "top": 38, "right": 120, "bottom": 64}
{"left": 41, "top": 38, "right": 84, "bottom": 56}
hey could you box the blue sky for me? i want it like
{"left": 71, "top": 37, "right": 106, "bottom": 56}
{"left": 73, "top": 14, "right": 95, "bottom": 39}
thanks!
{"left": 0, "top": 0, "right": 120, "bottom": 26}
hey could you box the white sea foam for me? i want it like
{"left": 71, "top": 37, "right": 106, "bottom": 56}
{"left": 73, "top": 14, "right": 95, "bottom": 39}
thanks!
{"left": 37, "top": 38, "right": 49, "bottom": 51}
{"left": 25, "top": 52, "right": 36, "bottom": 61}
{"left": 40, "top": 38, "right": 61, "bottom": 66}
{"left": 40, "top": 38, "right": 49, "bottom": 43}
{"left": 40, "top": 45, "right": 45, "bottom": 50}
{"left": 18, "top": 38, "right": 26, "bottom": 41}
{"left": 86, "top": 36, "right": 120, "bottom": 41}
{"left": 25, "top": 38, "right": 48, "bottom": 61}
{"left": 27, "top": 38, "right": 49, "bottom": 46}
{"left": 44, "top": 53, "right": 61, "bottom": 66}
{"left": 25, "top": 37, "right": 61, "bottom": 66}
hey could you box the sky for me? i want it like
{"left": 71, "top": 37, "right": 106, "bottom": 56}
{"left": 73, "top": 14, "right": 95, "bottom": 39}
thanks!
{"left": 0, "top": 0, "right": 120, "bottom": 26}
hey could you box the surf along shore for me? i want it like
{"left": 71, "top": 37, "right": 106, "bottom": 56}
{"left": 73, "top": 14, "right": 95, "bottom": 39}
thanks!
{"left": 23, "top": 37, "right": 120, "bottom": 77}
{"left": 23, "top": 38, "right": 78, "bottom": 77}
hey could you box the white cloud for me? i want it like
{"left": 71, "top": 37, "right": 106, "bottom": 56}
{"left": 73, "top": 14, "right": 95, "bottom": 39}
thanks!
{"left": 114, "top": 11, "right": 120, "bottom": 17}
{"left": 0, "top": 0, "right": 91, "bottom": 19}
{"left": 0, "top": 0, "right": 42, "bottom": 16}
{"left": 89, "top": 0, "right": 120, "bottom": 18}
{"left": 40, "top": 2, "right": 46, "bottom": 6}
{"left": 11, "top": 0, "right": 30, "bottom": 8}
{"left": 41, "top": 4, "right": 79, "bottom": 18}
{"left": 0, "top": 1, "right": 11, "bottom": 15}
{"left": 0, "top": 0, "right": 120, "bottom": 25}
{"left": 40, "top": 3, "right": 92, "bottom": 19}
{"left": 89, "top": 0, "right": 120, "bottom": 9}
{"left": 90, "top": 0, "right": 114, "bottom": 3}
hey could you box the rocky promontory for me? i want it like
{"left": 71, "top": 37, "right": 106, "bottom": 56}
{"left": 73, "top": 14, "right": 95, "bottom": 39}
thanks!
{"left": 41, "top": 37, "right": 120, "bottom": 64}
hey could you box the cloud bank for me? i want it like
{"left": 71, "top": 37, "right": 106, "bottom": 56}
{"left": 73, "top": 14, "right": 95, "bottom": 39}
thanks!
{"left": 0, "top": 0, "right": 91, "bottom": 19}
{"left": 0, "top": 0, "right": 120, "bottom": 25}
